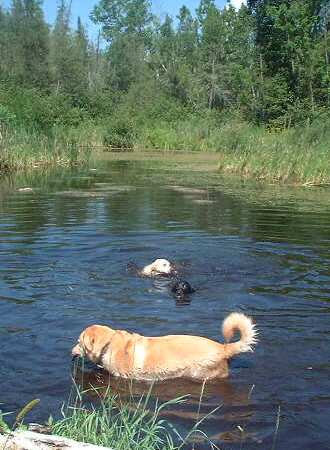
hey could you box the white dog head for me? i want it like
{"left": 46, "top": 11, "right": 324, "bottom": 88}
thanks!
{"left": 141, "top": 259, "right": 175, "bottom": 277}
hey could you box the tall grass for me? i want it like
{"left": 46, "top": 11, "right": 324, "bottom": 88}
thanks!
{"left": 2, "top": 109, "right": 329, "bottom": 185}
{"left": 52, "top": 379, "right": 216, "bottom": 450}
{"left": 0, "top": 122, "right": 99, "bottom": 172}
{"left": 134, "top": 117, "right": 330, "bottom": 184}
{"left": 217, "top": 120, "right": 330, "bottom": 185}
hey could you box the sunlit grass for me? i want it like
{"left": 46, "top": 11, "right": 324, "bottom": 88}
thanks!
{"left": 134, "top": 118, "right": 330, "bottom": 184}
{"left": 217, "top": 121, "right": 330, "bottom": 185}
{"left": 2, "top": 114, "right": 330, "bottom": 185}
{"left": 51, "top": 380, "right": 217, "bottom": 450}
{"left": 0, "top": 124, "right": 94, "bottom": 172}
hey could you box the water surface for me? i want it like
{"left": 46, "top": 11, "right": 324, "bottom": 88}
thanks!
{"left": 0, "top": 156, "right": 330, "bottom": 449}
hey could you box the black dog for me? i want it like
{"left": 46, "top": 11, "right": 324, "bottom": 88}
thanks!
{"left": 171, "top": 279, "right": 195, "bottom": 299}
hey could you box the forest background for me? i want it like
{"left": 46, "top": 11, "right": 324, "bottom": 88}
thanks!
{"left": 1, "top": 0, "right": 330, "bottom": 183}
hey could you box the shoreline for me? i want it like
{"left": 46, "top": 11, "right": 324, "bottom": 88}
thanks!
{"left": 1, "top": 128, "right": 330, "bottom": 187}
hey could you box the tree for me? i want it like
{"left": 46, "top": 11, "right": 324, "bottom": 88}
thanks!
{"left": 50, "top": 1, "right": 91, "bottom": 102}
{"left": 72, "top": 17, "right": 90, "bottom": 95}
{"left": 150, "top": 14, "right": 178, "bottom": 92}
{"left": 8, "top": 0, "right": 49, "bottom": 87}
{"left": 50, "top": 0, "right": 72, "bottom": 92}
{"left": 198, "top": 1, "right": 233, "bottom": 109}
{"left": 0, "top": 7, "right": 10, "bottom": 78}
{"left": 177, "top": 5, "right": 198, "bottom": 64}
{"left": 91, "top": 0, "right": 153, "bottom": 91}
{"left": 91, "top": 0, "right": 152, "bottom": 41}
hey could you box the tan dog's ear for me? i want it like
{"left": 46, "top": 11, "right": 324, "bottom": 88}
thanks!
{"left": 82, "top": 327, "right": 97, "bottom": 352}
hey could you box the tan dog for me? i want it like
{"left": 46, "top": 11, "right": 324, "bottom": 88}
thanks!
{"left": 140, "top": 258, "right": 175, "bottom": 277}
{"left": 72, "top": 313, "right": 257, "bottom": 381}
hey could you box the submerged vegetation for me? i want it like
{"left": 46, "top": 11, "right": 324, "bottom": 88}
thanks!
{"left": 1, "top": 0, "right": 330, "bottom": 182}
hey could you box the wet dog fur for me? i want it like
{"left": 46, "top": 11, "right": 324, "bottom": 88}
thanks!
{"left": 72, "top": 313, "right": 257, "bottom": 382}
{"left": 127, "top": 259, "right": 176, "bottom": 277}
{"left": 171, "top": 279, "right": 195, "bottom": 299}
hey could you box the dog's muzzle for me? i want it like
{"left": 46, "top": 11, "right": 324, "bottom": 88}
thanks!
{"left": 72, "top": 344, "right": 82, "bottom": 358}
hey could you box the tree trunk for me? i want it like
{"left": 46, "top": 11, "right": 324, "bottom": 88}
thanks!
{"left": 324, "top": 32, "right": 330, "bottom": 106}
{"left": 309, "top": 77, "right": 315, "bottom": 113}
{"left": 208, "top": 55, "right": 216, "bottom": 109}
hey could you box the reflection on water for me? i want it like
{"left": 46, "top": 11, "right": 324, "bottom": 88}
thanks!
{"left": 0, "top": 157, "right": 330, "bottom": 449}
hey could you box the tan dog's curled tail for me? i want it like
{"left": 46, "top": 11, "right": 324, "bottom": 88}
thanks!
{"left": 222, "top": 313, "right": 258, "bottom": 358}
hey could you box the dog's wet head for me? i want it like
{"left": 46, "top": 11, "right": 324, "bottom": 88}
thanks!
{"left": 154, "top": 259, "right": 174, "bottom": 275}
{"left": 72, "top": 325, "right": 114, "bottom": 365}
{"left": 171, "top": 279, "right": 195, "bottom": 299}
{"left": 142, "top": 258, "right": 176, "bottom": 277}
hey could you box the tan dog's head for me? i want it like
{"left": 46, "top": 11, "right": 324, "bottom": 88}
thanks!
{"left": 141, "top": 258, "right": 175, "bottom": 276}
{"left": 72, "top": 325, "right": 115, "bottom": 364}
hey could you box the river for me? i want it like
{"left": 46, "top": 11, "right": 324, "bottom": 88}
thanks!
{"left": 0, "top": 154, "right": 329, "bottom": 449}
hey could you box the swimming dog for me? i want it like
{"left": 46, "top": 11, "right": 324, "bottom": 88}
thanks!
{"left": 171, "top": 279, "right": 195, "bottom": 299}
{"left": 127, "top": 258, "right": 176, "bottom": 277}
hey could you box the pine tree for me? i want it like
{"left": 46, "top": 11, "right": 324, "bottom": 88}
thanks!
{"left": 50, "top": 0, "right": 72, "bottom": 92}
{"left": 72, "top": 17, "right": 90, "bottom": 95}
{"left": 8, "top": 0, "right": 49, "bottom": 87}
{"left": 0, "top": 6, "right": 10, "bottom": 79}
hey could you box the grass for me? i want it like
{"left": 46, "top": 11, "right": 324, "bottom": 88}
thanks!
{"left": 0, "top": 371, "right": 283, "bottom": 449}
{"left": 133, "top": 117, "right": 330, "bottom": 185}
{"left": 217, "top": 120, "right": 330, "bottom": 185}
{"left": 0, "top": 399, "right": 41, "bottom": 434}
{"left": 51, "top": 376, "right": 217, "bottom": 450}
{"left": 2, "top": 111, "right": 330, "bottom": 185}
{"left": 0, "top": 122, "right": 99, "bottom": 173}
{"left": 53, "top": 392, "right": 180, "bottom": 449}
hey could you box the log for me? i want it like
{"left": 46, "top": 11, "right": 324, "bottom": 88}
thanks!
{"left": 0, "top": 430, "right": 114, "bottom": 450}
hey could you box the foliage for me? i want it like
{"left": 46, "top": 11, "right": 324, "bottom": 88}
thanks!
{"left": 52, "top": 383, "right": 215, "bottom": 450}
{"left": 0, "top": 409, "right": 11, "bottom": 434}
{"left": 103, "top": 117, "right": 136, "bottom": 148}
{"left": 0, "top": 0, "right": 329, "bottom": 129}
{"left": 13, "top": 399, "right": 40, "bottom": 430}
{"left": 0, "top": 104, "right": 16, "bottom": 126}
{"left": 0, "top": 399, "right": 40, "bottom": 434}
{"left": 0, "top": 0, "right": 329, "bottom": 128}
{"left": 0, "top": 0, "right": 330, "bottom": 181}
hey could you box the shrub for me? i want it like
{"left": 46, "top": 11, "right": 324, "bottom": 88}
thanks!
{"left": 103, "top": 117, "right": 136, "bottom": 149}
{"left": 0, "top": 104, "right": 16, "bottom": 126}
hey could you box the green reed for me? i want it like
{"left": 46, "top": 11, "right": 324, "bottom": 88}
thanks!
{"left": 3, "top": 112, "right": 328, "bottom": 185}
{"left": 0, "top": 124, "right": 94, "bottom": 173}
{"left": 51, "top": 370, "right": 218, "bottom": 450}
{"left": 134, "top": 117, "right": 330, "bottom": 185}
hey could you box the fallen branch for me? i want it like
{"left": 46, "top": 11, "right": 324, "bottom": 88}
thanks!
{"left": 0, "top": 430, "right": 113, "bottom": 450}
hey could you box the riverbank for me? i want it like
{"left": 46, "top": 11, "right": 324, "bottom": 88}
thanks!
{"left": 1, "top": 116, "right": 330, "bottom": 186}
{"left": 133, "top": 118, "right": 330, "bottom": 185}
{"left": 0, "top": 389, "right": 209, "bottom": 450}
{"left": 0, "top": 124, "right": 100, "bottom": 173}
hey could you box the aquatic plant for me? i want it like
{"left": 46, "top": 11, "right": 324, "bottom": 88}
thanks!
{"left": 0, "top": 124, "right": 92, "bottom": 173}
{"left": 52, "top": 377, "right": 217, "bottom": 450}
{"left": 0, "top": 399, "right": 40, "bottom": 433}
{"left": 13, "top": 399, "right": 40, "bottom": 430}
{"left": 134, "top": 116, "right": 330, "bottom": 185}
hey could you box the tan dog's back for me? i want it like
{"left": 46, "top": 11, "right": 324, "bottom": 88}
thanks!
{"left": 138, "top": 334, "right": 227, "bottom": 380}
{"left": 72, "top": 313, "right": 257, "bottom": 381}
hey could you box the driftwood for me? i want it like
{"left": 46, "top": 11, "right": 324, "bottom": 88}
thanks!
{"left": 0, "top": 430, "right": 113, "bottom": 450}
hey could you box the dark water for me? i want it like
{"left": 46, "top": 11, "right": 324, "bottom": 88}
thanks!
{"left": 0, "top": 158, "right": 330, "bottom": 449}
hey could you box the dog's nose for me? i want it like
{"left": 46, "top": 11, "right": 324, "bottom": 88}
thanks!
{"left": 71, "top": 344, "right": 82, "bottom": 357}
